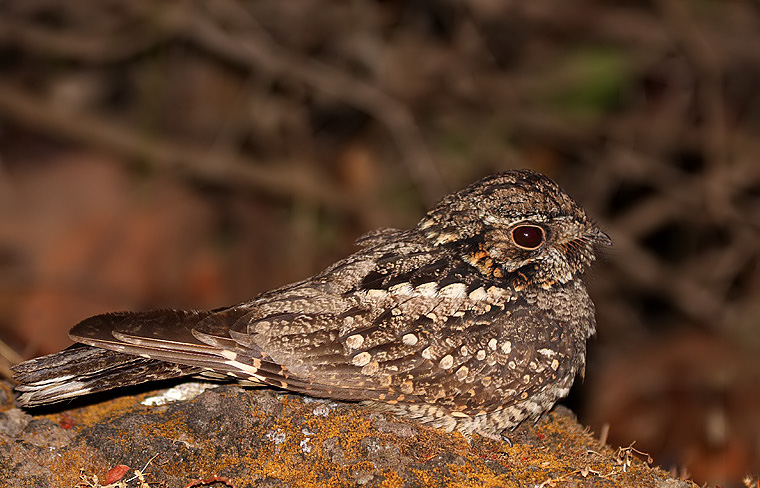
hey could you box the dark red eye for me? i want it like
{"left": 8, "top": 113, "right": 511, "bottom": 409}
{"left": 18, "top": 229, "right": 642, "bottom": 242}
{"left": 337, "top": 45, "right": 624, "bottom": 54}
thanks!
{"left": 511, "top": 225, "right": 545, "bottom": 249}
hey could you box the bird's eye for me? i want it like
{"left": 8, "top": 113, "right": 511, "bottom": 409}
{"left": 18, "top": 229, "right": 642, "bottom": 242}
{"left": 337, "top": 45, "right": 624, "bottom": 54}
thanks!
{"left": 511, "top": 225, "right": 545, "bottom": 250}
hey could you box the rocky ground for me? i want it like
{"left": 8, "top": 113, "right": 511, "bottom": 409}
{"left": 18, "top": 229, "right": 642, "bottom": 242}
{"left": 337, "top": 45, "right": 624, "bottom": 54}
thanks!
{"left": 0, "top": 381, "right": 693, "bottom": 488}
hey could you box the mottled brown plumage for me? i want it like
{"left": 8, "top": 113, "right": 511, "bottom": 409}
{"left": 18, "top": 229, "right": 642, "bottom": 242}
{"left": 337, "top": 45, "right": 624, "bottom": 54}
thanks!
{"left": 13, "top": 169, "right": 610, "bottom": 439}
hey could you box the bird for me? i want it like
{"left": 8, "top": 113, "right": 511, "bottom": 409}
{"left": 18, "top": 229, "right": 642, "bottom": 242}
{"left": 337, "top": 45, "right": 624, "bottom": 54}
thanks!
{"left": 12, "top": 169, "right": 610, "bottom": 440}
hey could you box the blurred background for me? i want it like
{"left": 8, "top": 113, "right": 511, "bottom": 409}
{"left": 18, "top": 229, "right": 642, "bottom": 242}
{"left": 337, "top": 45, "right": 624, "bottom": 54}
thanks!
{"left": 0, "top": 1, "right": 758, "bottom": 485}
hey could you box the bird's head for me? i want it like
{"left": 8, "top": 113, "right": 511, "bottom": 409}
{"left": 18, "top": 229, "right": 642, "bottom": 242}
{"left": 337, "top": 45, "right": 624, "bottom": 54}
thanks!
{"left": 418, "top": 169, "right": 611, "bottom": 288}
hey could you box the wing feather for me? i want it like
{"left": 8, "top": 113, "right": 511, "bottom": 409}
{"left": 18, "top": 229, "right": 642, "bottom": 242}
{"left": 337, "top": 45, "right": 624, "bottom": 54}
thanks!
{"left": 56, "top": 232, "right": 577, "bottom": 414}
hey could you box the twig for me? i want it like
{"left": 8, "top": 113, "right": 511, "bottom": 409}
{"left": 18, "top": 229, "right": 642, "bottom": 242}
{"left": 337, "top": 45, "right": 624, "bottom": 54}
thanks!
{"left": 656, "top": 0, "right": 732, "bottom": 220}
{"left": 598, "top": 423, "right": 610, "bottom": 446}
{"left": 0, "top": 2, "right": 446, "bottom": 205}
{"left": 0, "top": 13, "right": 164, "bottom": 64}
{"left": 167, "top": 0, "right": 447, "bottom": 205}
{"left": 0, "top": 82, "right": 354, "bottom": 214}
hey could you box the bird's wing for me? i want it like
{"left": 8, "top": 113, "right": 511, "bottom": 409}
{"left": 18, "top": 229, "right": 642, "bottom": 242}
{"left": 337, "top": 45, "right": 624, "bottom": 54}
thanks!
{"left": 67, "top": 232, "right": 581, "bottom": 416}
{"left": 229, "top": 286, "right": 579, "bottom": 415}
{"left": 68, "top": 308, "right": 257, "bottom": 376}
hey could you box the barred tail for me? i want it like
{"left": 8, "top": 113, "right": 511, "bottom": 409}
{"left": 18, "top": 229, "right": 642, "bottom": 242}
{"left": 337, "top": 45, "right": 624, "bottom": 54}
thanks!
{"left": 12, "top": 344, "right": 201, "bottom": 407}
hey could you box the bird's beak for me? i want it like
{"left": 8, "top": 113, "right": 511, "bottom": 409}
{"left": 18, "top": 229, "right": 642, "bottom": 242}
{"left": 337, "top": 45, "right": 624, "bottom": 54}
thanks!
{"left": 591, "top": 227, "right": 612, "bottom": 247}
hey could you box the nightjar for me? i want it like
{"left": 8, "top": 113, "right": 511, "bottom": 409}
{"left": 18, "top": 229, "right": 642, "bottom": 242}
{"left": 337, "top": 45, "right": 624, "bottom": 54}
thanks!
{"left": 12, "top": 169, "right": 610, "bottom": 439}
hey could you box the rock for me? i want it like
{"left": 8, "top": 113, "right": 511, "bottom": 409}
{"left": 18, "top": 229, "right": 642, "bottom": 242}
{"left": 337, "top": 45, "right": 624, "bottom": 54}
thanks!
{"left": 21, "top": 418, "right": 76, "bottom": 449}
{"left": 0, "top": 408, "right": 31, "bottom": 437}
{"left": 0, "top": 380, "right": 697, "bottom": 487}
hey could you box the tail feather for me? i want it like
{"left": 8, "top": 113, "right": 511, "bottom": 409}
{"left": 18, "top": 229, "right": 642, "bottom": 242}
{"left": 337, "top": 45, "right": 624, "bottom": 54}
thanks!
{"left": 12, "top": 344, "right": 202, "bottom": 407}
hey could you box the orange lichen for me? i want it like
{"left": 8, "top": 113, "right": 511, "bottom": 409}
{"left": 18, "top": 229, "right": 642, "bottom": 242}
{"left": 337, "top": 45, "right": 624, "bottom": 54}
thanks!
{"left": 4, "top": 386, "right": 697, "bottom": 488}
{"left": 39, "top": 391, "right": 150, "bottom": 430}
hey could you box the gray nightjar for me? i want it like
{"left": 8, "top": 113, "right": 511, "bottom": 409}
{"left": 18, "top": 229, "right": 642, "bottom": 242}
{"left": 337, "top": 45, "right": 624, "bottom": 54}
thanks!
{"left": 12, "top": 169, "right": 610, "bottom": 439}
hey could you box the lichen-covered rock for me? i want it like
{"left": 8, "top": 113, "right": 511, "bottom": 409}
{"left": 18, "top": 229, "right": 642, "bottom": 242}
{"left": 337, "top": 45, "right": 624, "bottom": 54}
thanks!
{"left": 0, "top": 381, "right": 695, "bottom": 487}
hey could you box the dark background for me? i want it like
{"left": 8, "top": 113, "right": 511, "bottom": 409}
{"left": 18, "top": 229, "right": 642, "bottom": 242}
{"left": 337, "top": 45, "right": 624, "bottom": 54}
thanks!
{"left": 0, "top": 1, "right": 758, "bottom": 486}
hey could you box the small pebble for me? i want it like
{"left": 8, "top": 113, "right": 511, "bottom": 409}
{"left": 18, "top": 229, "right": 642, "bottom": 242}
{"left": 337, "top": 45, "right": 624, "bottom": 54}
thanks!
{"left": 266, "top": 431, "right": 287, "bottom": 445}
{"left": 312, "top": 404, "right": 331, "bottom": 417}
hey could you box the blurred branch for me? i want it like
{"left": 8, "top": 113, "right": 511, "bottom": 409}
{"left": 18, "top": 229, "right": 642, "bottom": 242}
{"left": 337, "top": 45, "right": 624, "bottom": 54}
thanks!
{"left": 0, "top": 337, "right": 21, "bottom": 380}
{"left": 0, "top": 1, "right": 447, "bottom": 206}
{"left": 656, "top": 0, "right": 731, "bottom": 220}
{"left": 524, "top": 3, "right": 758, "bottom": 63}
{"left": 603, "top": 230, "right": 723, "bottom": 328}
{"left": 0, "top": 82, "right": 355, "bottom": 213}
{"left": 0, "top": 15, "right": 163, "bottom": 64}
{"left": 170, "top": 1, "right": 447, "bottom": 204}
